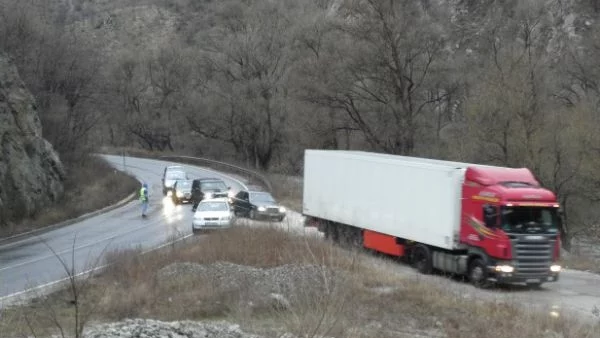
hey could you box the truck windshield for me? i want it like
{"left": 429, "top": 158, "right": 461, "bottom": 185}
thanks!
{"left": 500, "top": 206, "right": 559, "bottom": 234}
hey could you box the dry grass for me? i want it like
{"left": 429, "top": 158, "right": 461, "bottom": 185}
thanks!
{"left": 560, "top": 253, "right": 600, "bottom": 274}
{"left": 1, "top": 225, "right": 598, "bottom": 338}
{"left": 0, "top": 155, "right": 140, "bottom": 239}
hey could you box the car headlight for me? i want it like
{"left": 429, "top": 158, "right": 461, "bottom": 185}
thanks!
{"left": 494, "top": 265, "right": 514, "bottom": 273}
{"left": 228, "top": 191, "right": 235, "bottom": 198}
{"left": 258, "top": 206, "right": 266, "bottom": 212}
{"left": 204, "top": 192, "right": 213, "bottom": 199}
{"left": 279, "top": 206, "right": 286, "bottom": 213}
{"left": 550, "top": 265, "right": 561, "bottom": 272}
{"left": 176, "top": 191, "right": 183, "bottom": 198}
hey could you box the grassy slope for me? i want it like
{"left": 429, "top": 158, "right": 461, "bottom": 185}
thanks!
{"left": 0, "top": 225, "right": 597, "bottom": 338}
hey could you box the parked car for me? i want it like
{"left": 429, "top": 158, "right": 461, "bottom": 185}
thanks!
{"left": 231, "top": 189, "right": 286, "bottom": 222}
{"left": 162, "top": 169, "right": 188, "bottom": 195}
{"left": 171, "top": 179, "right": 193, "bottom": 204}
{"left": 191, "top": 177, "right": 232, "bottom": 210}
{"left": 192, "top": 198, "right": 235, "bottom": 233}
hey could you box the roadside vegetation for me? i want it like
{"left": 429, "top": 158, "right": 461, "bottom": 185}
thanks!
{"left": 1, "top": 225, "right": 598, "bottom": 338}
{"left": 0, "top": 155, "right": 139, "bottom": 238}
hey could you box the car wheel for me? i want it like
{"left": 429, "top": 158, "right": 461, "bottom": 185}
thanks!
{"left": 249, "top": 209, "right": 256, "bottom": 220}
{"left": 277, "top": 216, "right": 285, "bottom": 222}
{"left": 468, "top": 258, "right": 492, "bottom": 289}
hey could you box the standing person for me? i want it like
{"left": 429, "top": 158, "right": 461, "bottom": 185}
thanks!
{"left": 140, "top": 183, "right": 149, "bottom": 218}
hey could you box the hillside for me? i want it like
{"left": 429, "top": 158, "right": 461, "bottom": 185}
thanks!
{"left": 2, "top": 0, "right": 600, "bottom": 243}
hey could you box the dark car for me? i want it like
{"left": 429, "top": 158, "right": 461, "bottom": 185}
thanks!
{"left": 191, "top": 177, "right": 232, "bottom": 211}
{"left": 171, "top": 179, "right": 193, "bottom": 204}
{"left": 231, "top": 190, "right": 286, "bottom": 222}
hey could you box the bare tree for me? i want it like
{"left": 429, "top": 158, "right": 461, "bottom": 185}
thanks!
{"left": 111, "top": 44, "right": 194, "bottom": 151}
{"left": 22, "top": 233, "right": 112, "bottom": 338}
{"left": 189, "top": 0, "right": 294, "bottom": 170}
{"left": 301, "top": 0, "right": 453, "bottom": 155}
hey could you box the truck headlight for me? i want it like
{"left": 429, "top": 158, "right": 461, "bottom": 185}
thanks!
{"left": 279, "top": 206, "right": 286, "bottom": 213}
{"left": 495, "top": 265, "right": 514, "bottom": 273}
{"left": 258, "top": 206, "right": 266, "bottom": 212}
{"left": 550, "top": 265, "right": 561, "bottom": 272}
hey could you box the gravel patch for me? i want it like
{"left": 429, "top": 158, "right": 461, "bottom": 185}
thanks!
{"left": 155, "top": 261, "right": 346, "bottom": 312}
{"left": 156, "top": 261, "right": 340, "bottom": 295}
{"left": 83, "top": 318, "right": 263, "bottom": 338}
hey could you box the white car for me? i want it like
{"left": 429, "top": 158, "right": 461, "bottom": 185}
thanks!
{"left": 192, "top": 198, "right": 235, "bottom": 233}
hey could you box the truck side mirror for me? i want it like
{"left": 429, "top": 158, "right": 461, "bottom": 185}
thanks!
{"left": 483, "top": 205, "right": 498, "bottom": 228}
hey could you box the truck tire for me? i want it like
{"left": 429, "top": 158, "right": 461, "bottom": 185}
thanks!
{"left": 412, "top": 244, "right": 433, "bottom": 274}
{"left": 324, "top": 222, "right": 340, "bottom": 243}
{"left": 468, "top": 258, "right": 491, "bottom": 288}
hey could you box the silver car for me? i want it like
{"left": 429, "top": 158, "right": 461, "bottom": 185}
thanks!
{"left": 192, "top": 198, "right": 235, "bottom": 233}
{"left": 162, "top": 170, "right": 188, "bottom": 196}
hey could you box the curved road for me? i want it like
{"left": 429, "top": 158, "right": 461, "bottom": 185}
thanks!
{"left": 1, "top": 155, "right": 599, "bottom": 322}
{"left": 0, "top": 155, "right": 249, "bottom": 304}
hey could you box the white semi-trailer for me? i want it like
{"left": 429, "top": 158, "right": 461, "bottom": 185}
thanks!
{"left": 302, "top": 150, "right": 562, "bottom": 288}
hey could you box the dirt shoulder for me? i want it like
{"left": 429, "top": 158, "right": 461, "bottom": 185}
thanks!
{"left": 0, "top": 155, "right": 140, "bottom": 240}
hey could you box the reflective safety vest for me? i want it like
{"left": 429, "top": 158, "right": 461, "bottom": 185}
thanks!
{"left": 139, "top": 187, "right": 148, "bottom": 202}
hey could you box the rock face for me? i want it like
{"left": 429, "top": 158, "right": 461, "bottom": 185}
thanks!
{"left": 0, "top": 55, "right": 64, "bottom": 225}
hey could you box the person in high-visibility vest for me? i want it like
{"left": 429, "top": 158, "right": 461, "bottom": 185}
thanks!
{"left": 140, "top": 183, "right": 149, "bottom": 218}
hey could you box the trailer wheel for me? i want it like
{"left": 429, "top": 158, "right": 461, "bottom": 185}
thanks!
{"left": 412, "top": 244, "right": 433, "bottom": 274}
{"left": 468, "top": 258, "right": 491, "bottom": 288}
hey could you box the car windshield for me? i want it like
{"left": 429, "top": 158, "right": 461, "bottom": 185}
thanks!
{"left": 166, "top": 171, "right": 186, "bottom": 180}
{"left": 501, "top": 207, "right": 559, "bottom": 234}
{"left": 176, "top": 181, "right": 191, "bottom": 189}
{"left": 250, "top": 192, "right": 275, "bottom": 203}
{"left": 201, "top": 181, "right": 227, "bottom": 191}
{"left": 197, "top": 201, "right": 229, "bottom": 212}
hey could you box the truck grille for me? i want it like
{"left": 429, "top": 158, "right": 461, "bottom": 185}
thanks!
{"left": 510, "top": 235, "right": 554, "bottom": 277}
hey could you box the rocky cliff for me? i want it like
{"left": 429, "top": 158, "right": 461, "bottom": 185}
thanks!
{"left": 0, "top": 55, "right": 64, "bottom": 226}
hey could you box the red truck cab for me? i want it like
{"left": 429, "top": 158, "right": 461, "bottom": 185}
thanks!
{"left": 460, "top": 166, "right": 561, "bottom": 286}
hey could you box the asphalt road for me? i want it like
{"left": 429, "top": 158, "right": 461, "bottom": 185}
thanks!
{"left": 1, "top": 155, "right": 600, "bottom": 322}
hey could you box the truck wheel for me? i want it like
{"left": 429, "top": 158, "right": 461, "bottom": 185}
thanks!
{"left": 468, "top": 258, "right": 491, "bottom": 288}
{"left": 412, "top": 245, "right": 433, "bottom": 274}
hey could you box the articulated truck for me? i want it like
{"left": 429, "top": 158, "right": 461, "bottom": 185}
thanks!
{"left": 302, "top": 150, "right": 561, "bottom": 288}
